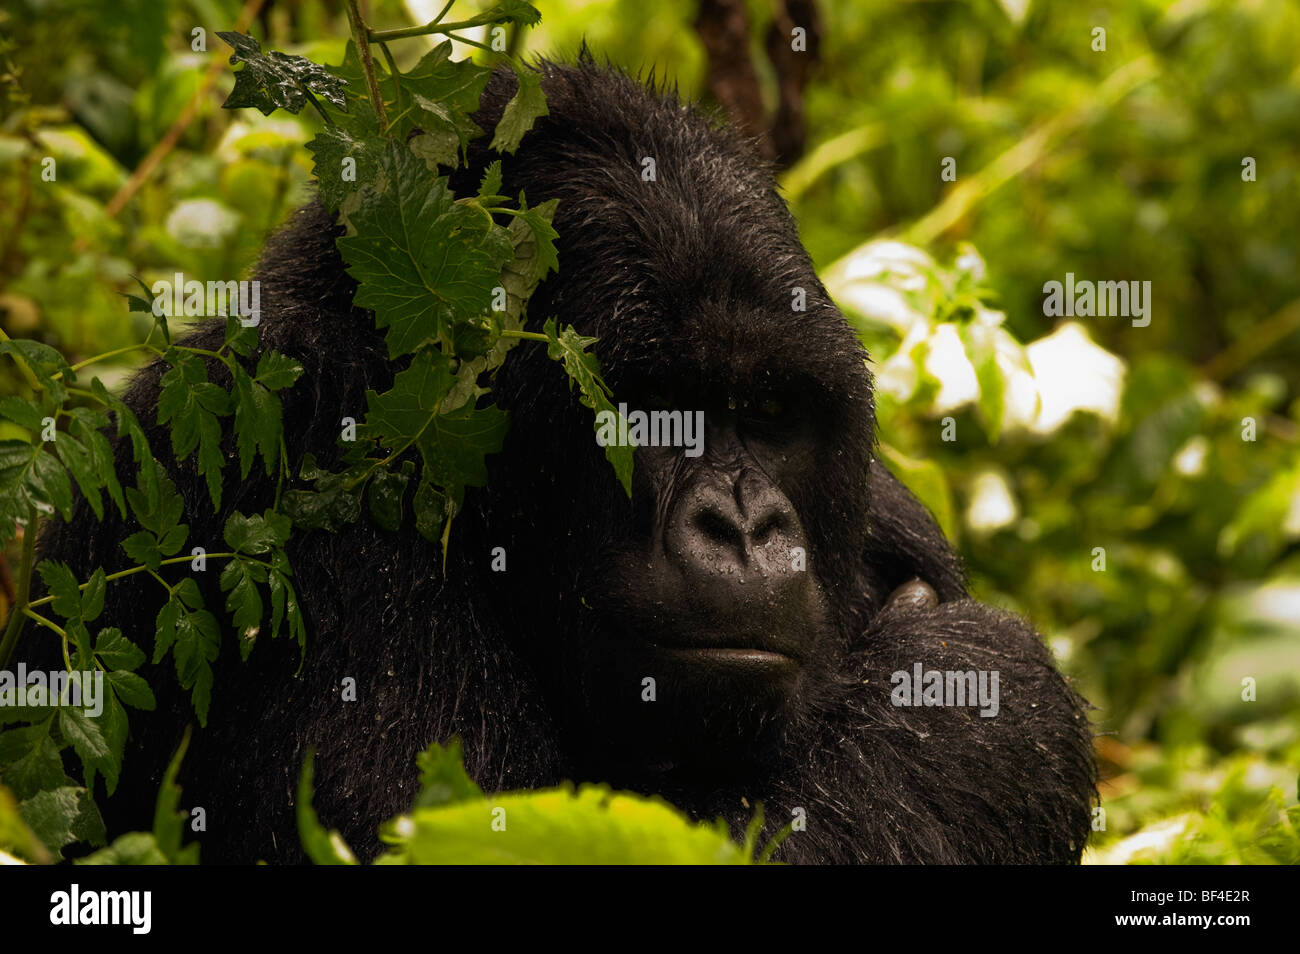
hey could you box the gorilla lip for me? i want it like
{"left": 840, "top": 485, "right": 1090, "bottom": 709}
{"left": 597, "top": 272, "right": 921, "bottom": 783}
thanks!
{"left": 653, "top": 645, "right": 800, "bottom": 671}
{"left": 674, "top": 647, "right": 796, "bottom": 666}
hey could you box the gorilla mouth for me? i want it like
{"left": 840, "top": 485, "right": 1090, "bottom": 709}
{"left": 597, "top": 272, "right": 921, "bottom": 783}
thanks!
{"left": 643, "top": 636, "right": 803, "bottom": 680}
{"left": 659, "top": 645, "right": 798, "bottom": 664}
{"left": 658, "top": 646, "right": 800, "bottom": 677}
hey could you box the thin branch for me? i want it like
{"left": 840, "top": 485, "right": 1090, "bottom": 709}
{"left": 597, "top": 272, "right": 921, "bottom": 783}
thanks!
{"left": 346, "top": 0, "right": 389, "bottom": 136}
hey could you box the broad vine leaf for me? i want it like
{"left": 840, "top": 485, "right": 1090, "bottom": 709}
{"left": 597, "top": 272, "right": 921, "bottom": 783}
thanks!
{"left": 380, "top": 785, "right": 749, "bottom": 865}
{"left": 217, "top": 32, "right": 347, "bottom": 116}
{"left": 337, "top": 143, "right": 515, "bottom": 358}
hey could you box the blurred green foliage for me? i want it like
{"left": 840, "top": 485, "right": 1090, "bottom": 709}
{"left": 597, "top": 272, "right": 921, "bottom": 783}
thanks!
{"left": 0, "top": 0, "right": 1296, "bottom": 863}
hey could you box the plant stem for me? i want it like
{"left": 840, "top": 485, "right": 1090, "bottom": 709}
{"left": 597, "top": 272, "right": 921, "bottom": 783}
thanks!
{"left": 346, "top": 0, "right": 389, "bottom": 136}
{"left": 26, "top": 553, "right": 246, "bottom": 610}
{"left": 300, "top": 86, "right": 337, "bottom": 127}
{"left": 498, "top": 330, "right": 549, "bottom": 342}
{"left": 0, "top": 504, "right": 39, "bottom": 669}
{"left": 379, "top": 42, "right": 402, "bottom": 114}
{"left": 67, "top": 343, "right": 162, "bottom": 374}
{"left": 445, "top": 32, "right": 492, "bottom": 52}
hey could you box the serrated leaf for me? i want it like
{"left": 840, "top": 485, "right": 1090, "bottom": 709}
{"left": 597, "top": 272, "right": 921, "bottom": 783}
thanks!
{"left": 255, "top": 350, "right": 305, "bottom": 391}
{"left": 0, "top": 724, "right": 68, "bottom": 800}
{"left": 336, "top": 142, "right": 515, "bottom": 358}
{"left": 414, "top": 401, "right": 510, "bottom": 503}
{"left": 220, "top": 557, "right": 264, "bottom": 634}
{"left": 478, "top": 160, "right": 503, "bottom": 202}
{"left": 153, "top": 729, "right": 199, "bottom": 864}
{"left": 307, "top": 115, "right": 384, "bottom": 214}
{"left": 414, "top": 740, "right": 483, "bottom": 809}
{"left": 361, "top": 348, "right": 456, "bottom": 447}
{"left": 94, "top": 627, "right": 145, "bottom": 671}
{"left": 0, "top": 339, "right": 74, "bottom": 404}
{"left": 0, "top": 396, "right": 45, "bottom": 432}
{"left": 543, "top": 318, "right": 633, "bottom": 496}
{"left": 0, "top": 440, "right": 74, "bottom": 541}
{"left": 233, "top": 365, "right": 282, "bottom": 479}
{"left": 491, "top": 64, "right": 547, "bottom": 154}
{"left": 106, "top": 671, "right": 156, "bottom": 712}
{"left": 58, "top": 706, "right": 117, "bottom": 792}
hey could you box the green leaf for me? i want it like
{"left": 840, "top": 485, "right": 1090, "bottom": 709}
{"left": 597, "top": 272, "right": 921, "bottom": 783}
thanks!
{"left": 121, "top": 530, "right": 162, "bottom": 571}
{"left": 0, "top": 395, "right": 45, "bottom": 432}
{"left": 220, "top": 557, "right": 264, "bottom": 635}
{"left": 223, "top": 313, "right": 259, "bottom": 356}
{"left": 94, "top": 627, "right": 145, "bottom": 671}
{"left": 153, "top": 599, "right": 219, "bottom": 725}
{"left": 281, "top": 454, "right": 364, "bottom": 532}
{"left": 337, "top": 142, "right": 515, "bottom": 358}
{"left": 36, "top": 560, "right": 83, "bottom": 619}
{"left": 368, "top": 465, "right": 411, "bottom": 532}
{"left": 233, "top": 365, "right": 283, "bottom": 479}
{"left": 543, "top": 318, "right": 633, "bottom": 496}
{"left": 414, "top": 400, "right": 510, "bottom": 504}
{"left": 68, "top": 407, "right": 125, "bottom": 518}
{"left": 0, "top": 339, "right": 74, "bottom": 403}
{"left": 18, "top": 786, "right": 105, "bottom": 857}
{"left": 380, "top": 785, "right": 749, "bottom": 864}
{"left": 58, "top": 706, "right": 117, "bottom": 792}
{"left": 412, "top": 477, "right": 448, "bottom": 543}
{"left": 254, "top": 350, "right": 305, "bottom": 391}
{"left": 413, "top": 740, "right": 484, "bottom": 809}
{"left": 217, "top": 31, "right": 347, "bottom": 116}
{"left": 0, "top": 724, "right": 68, "bottom": 800}
{"left": 224, "top": 509, "right": 291, "bottom": 554}
{"left": 152, "top": 728, "right": 199, "bottom": 864}
{"left": 361, "top": 348, "right": 457, "bottom": 447}
{"left": 158, "top": 350, "right": 229, "bottom": 508}
{"left": 477, "top": 160, "right": 504, "bottom": 203}
{"left": 107, "top": 671, "right": 156, "bottom": 712}
{"left": 306, "top": 113, "right": 384, "bottom": 214}
{"left": 0, "top": 783, "right": 53, "bottom": 863}
{"left": 0, "top": 440, "right": 74, "bottom": 541}
{"left": 296, "top": 752, "right": 358, "bottom": 865}
{"left": 77, "top": 831, "right": 169, "bottom": 865}
{"left": 54, "top": 430, "right": 104, "bottom": 519}
{"left": 491, "top": 64, "right": 547, "bottom": 154}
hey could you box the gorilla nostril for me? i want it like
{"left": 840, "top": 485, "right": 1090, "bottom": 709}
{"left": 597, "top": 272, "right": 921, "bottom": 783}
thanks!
{"left": 692, "top": 507, "right": 744, "bottom": 549}
{"left": 751, "top": 511, "right": 787, "bottom": 546}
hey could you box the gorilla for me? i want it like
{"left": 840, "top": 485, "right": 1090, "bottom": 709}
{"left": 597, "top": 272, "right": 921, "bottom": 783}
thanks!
{"left": 29, "top": 58, "right": 1096, "bottom": 863}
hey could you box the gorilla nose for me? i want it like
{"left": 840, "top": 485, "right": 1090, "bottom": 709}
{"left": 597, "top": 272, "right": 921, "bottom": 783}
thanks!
{"left": 671, "top": 477, "right": 807, "bottom": 585}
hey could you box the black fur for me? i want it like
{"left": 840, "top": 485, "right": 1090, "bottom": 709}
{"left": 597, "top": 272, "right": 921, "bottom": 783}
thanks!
{"left": 27, "top": 60, "right": 1095, "bottom": 863}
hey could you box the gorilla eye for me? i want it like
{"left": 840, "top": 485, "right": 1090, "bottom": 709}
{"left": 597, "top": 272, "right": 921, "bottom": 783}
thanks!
{"left": 755, "top": 397, "right": 785, "bottom": 419}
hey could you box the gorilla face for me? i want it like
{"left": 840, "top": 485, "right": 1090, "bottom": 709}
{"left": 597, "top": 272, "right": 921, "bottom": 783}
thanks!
{"left": 464, "top": 70, "right": 879, "bottom": 772}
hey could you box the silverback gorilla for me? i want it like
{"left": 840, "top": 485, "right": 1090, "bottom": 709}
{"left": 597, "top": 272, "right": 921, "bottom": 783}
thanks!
{"left": 32, "top": 58, "right": 1096, "bottom": 863}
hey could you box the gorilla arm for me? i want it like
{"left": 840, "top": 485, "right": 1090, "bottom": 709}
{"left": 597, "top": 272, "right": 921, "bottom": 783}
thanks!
{"left": 785, "top": 461, "right": 1098, "bottom": 863}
